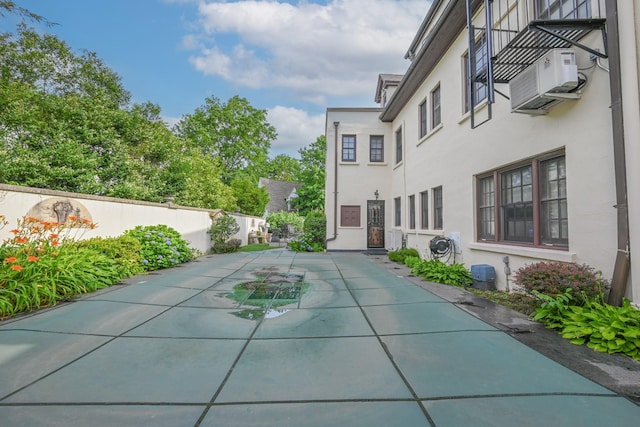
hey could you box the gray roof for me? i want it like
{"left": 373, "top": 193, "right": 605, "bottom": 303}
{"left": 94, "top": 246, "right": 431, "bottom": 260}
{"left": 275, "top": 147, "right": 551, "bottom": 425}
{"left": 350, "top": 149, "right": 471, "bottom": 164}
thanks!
{"left": 258, "top": 178, "right": 302, "bottom": 214}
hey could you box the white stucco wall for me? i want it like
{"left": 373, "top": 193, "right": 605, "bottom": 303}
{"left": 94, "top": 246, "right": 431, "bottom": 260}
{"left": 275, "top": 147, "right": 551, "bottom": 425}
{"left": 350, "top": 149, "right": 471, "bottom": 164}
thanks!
{"left": 0, "top": 184, "right": 264, "bottom": 254}
{"left": 325, "top": 109, "right": 393, "bottom": 250}
{"left": 324, "top": 2, "right": 638, "bottom": 302}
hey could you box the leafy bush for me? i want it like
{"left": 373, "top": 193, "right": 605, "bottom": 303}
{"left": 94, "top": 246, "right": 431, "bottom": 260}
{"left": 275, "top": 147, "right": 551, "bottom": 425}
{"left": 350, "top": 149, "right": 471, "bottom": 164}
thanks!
{"left": 533, "top": 290, "right": 640, "bottom": 361}
{"left": 125, "top": 224, "right": 194, "bottom": 270}
{"left": 267, "top": 211, "right": 303, "bottom": 237}
{"left": 411, "top": 260, "right": 472, "bottom": 286}
{"left": 288, "top": 234, "right": 323, "bottom": 252}
{"left": 74, "top": 235, "right": 145, "bottom": 278}
{"left": 388, "top": 248, "right": 420, "bottom": 263}
{"left": 514, "top": 261, "right": 606, "bottom": 304}
{"left": 303, "top": 211, "right": 326, "bottom": 246}
{"left": 532, "top": 288, "right": 575, "bottom": 329}
{"left": 211, "top": 238, "right": 241, "bottom": 254}
{"left": 210, "top": 215, "right": 240, "bottom": 245}
{"left": 404, "top": 256, "right": 422, "bottom": 268}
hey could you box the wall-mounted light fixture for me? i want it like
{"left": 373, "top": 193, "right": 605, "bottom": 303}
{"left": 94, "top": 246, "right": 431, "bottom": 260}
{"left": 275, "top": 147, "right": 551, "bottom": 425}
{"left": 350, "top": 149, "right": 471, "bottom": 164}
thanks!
{"left": 374, "top": 189, "right": 379, "bottom": 200}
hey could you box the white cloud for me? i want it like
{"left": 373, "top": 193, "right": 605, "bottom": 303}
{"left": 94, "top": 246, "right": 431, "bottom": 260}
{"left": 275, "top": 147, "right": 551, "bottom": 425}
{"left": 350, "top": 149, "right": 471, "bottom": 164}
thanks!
{"left": 267, "top": 106, "right": 325, "bottom": 157}
{"left": 186, "top": 0, "right": 427, "bottom": 104}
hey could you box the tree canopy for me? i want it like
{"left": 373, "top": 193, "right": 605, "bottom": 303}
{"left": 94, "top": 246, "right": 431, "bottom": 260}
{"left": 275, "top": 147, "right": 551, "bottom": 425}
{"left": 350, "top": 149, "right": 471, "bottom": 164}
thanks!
{"left": 175, "top": 95, "right": 277, "bottom": 185}
{"left": 0, "top": 19, "right": 321, "bottom": 217}
{"left": 293, "top": 135, "right": 326, "bottom": 215}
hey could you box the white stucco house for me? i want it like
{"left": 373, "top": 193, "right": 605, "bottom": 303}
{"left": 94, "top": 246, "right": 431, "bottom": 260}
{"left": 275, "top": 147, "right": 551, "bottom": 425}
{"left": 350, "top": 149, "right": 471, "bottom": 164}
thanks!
{"left": 324, "top": 0, "right": 639, "bottom": 304}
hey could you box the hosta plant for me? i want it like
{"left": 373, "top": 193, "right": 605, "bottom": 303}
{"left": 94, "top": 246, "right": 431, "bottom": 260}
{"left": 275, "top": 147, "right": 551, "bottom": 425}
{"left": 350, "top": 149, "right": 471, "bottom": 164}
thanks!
{"left": 411, "top": 259, "right": 472, "bottom": 286}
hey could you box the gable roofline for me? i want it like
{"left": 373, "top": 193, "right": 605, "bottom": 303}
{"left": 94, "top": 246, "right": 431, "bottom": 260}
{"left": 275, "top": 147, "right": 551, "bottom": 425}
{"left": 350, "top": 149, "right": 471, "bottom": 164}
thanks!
{"left": 374, "top": 74, "right": 404, "bottom": 103}
{"left": 381, "top": 0, "right": 483, "bottom": 122}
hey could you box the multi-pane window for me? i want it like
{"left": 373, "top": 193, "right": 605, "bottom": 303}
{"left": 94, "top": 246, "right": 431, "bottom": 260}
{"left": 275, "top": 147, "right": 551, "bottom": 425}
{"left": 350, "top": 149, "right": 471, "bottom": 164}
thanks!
{"left": 476, "top": 154, "right": 568, "bottom": 247}
{"left": 433, "top": 186, "right": 443, "bottom": 230}
{"left": 420, "top": 190, "right": 429, "bottom": 229}
{"left": 501, "top": 166, "right": 534, "bottom": 243}
{"left": 340, "top": 206, "right": 361, "bottom": 227}
{"left": 535, "top": 0, "right": 590, "bottom": 20}
{"left": 370, "top": 135, "right": 384, "bottom": 162}
{"left": 409, "top": 195, "right": 416, "bottom": 229}
{"left": 394, "top": 197, "right": 401, "bottom": 227}
{"left": 463, "top": 37, "right": 488, "bottom": 113}
{"left": 395, "top": 127, "right": 403, "bottom": 164}
{"left": 478, "top": 175, "right": 495, "bottom": 240}
{"left": 342, "top": 135, "right": 356, "bottom": 162}
{"left": 431, "top": 84, "right": 441, "bottom": 128}
{"left": 540, "top": 157, "right": 568, "bottom": 245}
{"left": 419, "top": 100, "right": 427, "bottom": 138}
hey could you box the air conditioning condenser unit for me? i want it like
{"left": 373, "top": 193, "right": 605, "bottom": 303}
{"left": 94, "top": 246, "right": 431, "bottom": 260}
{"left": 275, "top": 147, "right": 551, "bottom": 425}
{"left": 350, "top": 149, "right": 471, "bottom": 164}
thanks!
{"left": 509, "top": 49, "right": 580, "bottom": 114}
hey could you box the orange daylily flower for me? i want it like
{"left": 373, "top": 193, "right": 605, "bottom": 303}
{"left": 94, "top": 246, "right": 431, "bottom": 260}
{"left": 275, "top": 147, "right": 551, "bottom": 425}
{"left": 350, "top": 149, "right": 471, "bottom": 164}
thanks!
{"left": 10, "top": 229, "right": 19, "bottom": 234}
{"left": 51, "top": 240, "right": 59, "bottom": 246}
{"left": 27, "top": 256, "right": 39, "bottom": 262}
{"left": 49, "top": 234, "right": 59, "bottom": 239}
{"left": 10, "top": 265, "right": 23, "bottom": 271}
{"left": 4, "top": 257, "right": 18, "bottom": 263}
{"left": 15, "top": 237, "right": 28, "bottom": 244}
{"left": 68, "top": 215, "right": 78, "bottom": 221}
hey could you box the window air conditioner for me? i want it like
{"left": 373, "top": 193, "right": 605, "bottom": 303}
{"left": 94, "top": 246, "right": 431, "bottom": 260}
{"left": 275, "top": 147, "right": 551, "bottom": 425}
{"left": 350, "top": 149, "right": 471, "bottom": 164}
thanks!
{"left": 510, "top": 49, "right": 580, "bottom": 114}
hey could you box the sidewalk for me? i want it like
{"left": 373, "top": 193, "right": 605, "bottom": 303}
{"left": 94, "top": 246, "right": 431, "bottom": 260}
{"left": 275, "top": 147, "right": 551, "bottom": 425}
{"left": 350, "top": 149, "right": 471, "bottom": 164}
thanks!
{"left": 1, "top": 250, "right": 639, "bottom": 426}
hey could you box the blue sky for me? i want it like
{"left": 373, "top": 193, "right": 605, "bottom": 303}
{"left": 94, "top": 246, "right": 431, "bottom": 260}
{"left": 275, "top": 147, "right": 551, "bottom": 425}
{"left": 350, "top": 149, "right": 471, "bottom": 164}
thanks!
{"left": 4, "top": 0, "right": 429, "bottom": 157}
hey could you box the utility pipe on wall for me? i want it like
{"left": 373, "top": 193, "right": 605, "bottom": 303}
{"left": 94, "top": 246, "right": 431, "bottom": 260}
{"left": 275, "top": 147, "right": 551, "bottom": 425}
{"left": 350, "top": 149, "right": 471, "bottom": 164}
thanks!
{"left": 605, "top": 0, "right": 631, "bottom": 306}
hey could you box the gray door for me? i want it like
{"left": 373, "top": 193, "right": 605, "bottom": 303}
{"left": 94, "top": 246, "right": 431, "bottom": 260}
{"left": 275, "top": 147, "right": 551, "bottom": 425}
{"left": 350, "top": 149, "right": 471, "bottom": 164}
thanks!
{"left": 367, "top": 201, "right": 385, "bottom": 248}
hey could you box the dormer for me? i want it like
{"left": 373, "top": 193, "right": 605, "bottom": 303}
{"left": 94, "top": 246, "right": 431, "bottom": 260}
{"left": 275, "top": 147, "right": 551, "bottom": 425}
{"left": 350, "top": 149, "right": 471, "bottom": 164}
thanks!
{"left": 374, "top": 74, "right": 403, "bottom": 108}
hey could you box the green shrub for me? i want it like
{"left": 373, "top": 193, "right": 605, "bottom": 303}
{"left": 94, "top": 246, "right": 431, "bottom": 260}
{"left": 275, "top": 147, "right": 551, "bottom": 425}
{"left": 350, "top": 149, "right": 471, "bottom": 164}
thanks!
{"left": 404, "top": 256, "right": 421, "bottom": 268}
{"left": 303, "top": 211, "right": 326, "bottom": 246}
{"left": 533, "top": 290, "right": 640, "bottom": 361}
{"left": 514, "top": 261, "right": 606, "bottom": 304}
{"left": 211, "top": 238, "right": 241, "bottom": 254}
{"left": 1, "top": 245, "right": 121, "bottom": 318}
{"left": 267, "top": 211, "right": 303, "bottom": 237}
{"left": 288, "top": 234, "right": 323, "bottom": 252}
{"left": 388, "top": 248, "right": 420, "bottom": 263}
{"left": 210, "top": 215, "right": 240, "bottom": 245}
{"left": 411, "top": 259, "right": 472, "bottom": 286}
{"left": 124, "top": 225, "right": 194, "bottom": 271}
{"left": 74, "top": 235, "right": 145, "bottom": 278}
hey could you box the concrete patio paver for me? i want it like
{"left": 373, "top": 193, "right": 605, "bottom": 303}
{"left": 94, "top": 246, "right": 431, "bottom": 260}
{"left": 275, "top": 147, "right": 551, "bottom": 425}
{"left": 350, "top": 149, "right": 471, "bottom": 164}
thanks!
{"left": 1, "top": 250, "right": 639, "bottom": 426}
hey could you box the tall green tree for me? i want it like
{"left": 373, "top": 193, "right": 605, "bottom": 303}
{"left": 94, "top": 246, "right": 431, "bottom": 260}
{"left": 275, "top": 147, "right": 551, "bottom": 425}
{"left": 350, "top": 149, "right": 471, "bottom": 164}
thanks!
{"left": 175, "top": 150, "right": 237, "bottom": 211}
{"left": 231, "top": 178, "right": 269, "bottom": 217}
{"left": 263, "top": 154, "right": 301, "bottom": 182}
{"left": 293, "top": 135, "right": 326, "bottom": 215}
{"left": 175, "top": 95, "right": 276, "bottom": 185}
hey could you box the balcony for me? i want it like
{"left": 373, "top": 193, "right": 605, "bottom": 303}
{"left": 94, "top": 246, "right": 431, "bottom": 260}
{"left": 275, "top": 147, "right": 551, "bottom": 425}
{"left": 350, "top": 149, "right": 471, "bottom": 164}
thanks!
{"left": 473, "top": 0, "right": 607, "bottom": 83}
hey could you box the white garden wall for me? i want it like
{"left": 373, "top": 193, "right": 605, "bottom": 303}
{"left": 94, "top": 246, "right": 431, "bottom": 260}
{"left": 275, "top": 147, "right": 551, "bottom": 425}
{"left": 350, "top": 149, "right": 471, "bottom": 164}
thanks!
{"left": 0, "top": 184, "right": 264, "bottom": 253}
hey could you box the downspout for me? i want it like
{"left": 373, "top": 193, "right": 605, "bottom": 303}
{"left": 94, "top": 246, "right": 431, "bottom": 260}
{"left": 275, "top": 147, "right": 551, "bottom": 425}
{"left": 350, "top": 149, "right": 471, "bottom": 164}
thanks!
{"left": 325, "top": 121, "right": 339, "bottom": 248}
{"left": 605, "top": 0, "right": 631, "bottom": 306}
